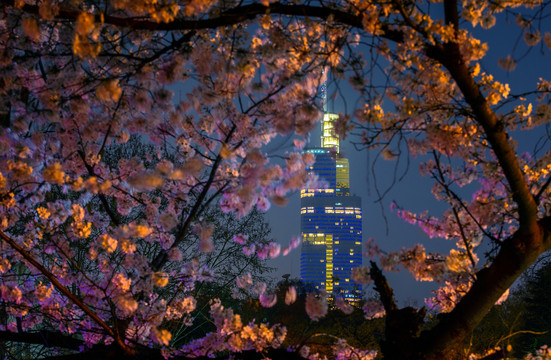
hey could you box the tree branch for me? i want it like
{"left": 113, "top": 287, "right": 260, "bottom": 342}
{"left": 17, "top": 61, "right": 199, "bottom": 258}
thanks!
{"left": 0, "top": 231, "right": 133, "bottom": 356}
{"left": 77, "top": 150, "right": 121, "bottom": 227}
{"left": 444, "top": 0, "right": 459, "bottom": 29}
{"left": 0, "top": 330, "right": 83, "bottom": 350}
{"left": 40, "top": 344, "right": 305, "bottom": 360}
{"left": 420, "top": 216, "right": 551, "bottom": 358}
{"left": 432, "top": 151, "right": 478, "bottom": 272}
{"left": 426, "top": 43, "right": 539, "bottom": 236}
{"left": 369, "top": 261, "right": 426, "bottom": 358}
{"left": 151, "top": 125, "right": 237, "bottom": 271}
{"left": 4, "top": 1, "right": 355, "bottom": 31}
{"left": 369, "top": 261, "right": 397, "bottom": 313}
{"left": 2, "top": 0, "right": 406, "bottom": 46}
{"left": 535, "top": 174, "right": 551, "bottom": 204}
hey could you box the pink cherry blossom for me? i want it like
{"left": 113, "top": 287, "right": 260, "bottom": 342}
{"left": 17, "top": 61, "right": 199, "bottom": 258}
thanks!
{"left": 305, "top": 294, "right": 328, "bottom": 321}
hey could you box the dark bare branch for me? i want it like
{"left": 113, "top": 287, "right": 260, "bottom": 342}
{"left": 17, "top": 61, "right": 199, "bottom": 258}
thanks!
{"left": 0, "top": 330, "right": 83, "bottom": 350}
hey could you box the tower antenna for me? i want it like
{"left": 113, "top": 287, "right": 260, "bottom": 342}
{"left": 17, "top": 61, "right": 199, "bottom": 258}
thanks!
{"left": 321, "top": 70, "right": 328, "bottom": 113}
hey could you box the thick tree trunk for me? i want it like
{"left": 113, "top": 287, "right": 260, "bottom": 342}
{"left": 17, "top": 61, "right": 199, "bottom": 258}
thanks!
{"left": 419, "top": 220, "right": 551, "bottom": 359}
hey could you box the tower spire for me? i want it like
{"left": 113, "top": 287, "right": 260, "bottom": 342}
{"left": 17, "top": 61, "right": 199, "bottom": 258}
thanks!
{"left": 321, "top": 70, "right": 328, "bottom": 113}
{"left": 320, "top": 70, "right": 339, "bottom": 153}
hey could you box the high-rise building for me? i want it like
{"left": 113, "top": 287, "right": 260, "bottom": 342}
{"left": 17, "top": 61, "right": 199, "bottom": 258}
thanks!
{"left": 300, "top": 88, "right": 363, "bottom": 304}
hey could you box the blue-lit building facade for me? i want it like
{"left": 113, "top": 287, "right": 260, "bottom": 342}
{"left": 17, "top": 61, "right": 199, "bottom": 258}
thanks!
{"left": 300, "top": 111, "right": 363, "bottom": 304}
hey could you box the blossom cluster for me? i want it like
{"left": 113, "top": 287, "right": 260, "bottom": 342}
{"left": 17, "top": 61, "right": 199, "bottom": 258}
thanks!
{"left": 178, "top": 299, "right": 287, "bottom": 357}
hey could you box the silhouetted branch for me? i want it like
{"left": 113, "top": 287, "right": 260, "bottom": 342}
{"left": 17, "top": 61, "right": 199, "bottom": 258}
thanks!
{"left": 0, "top": 330, "right": 83, "bottom": 350}
{"left": 369, "top": 261, "right": 397, "bottom": 313}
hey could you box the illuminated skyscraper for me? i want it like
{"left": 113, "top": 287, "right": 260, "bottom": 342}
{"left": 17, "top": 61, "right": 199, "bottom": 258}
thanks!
{"left": 300, "top": 82, "right": 363, "bottom": 304}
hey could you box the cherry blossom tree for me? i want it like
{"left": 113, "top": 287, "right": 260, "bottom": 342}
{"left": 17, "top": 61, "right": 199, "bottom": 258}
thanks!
{"left": 0, "top": 3, "right": 318, "bottom": 357}
{"left": 0, "top": 0, "right": 551, "bottom": 358}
